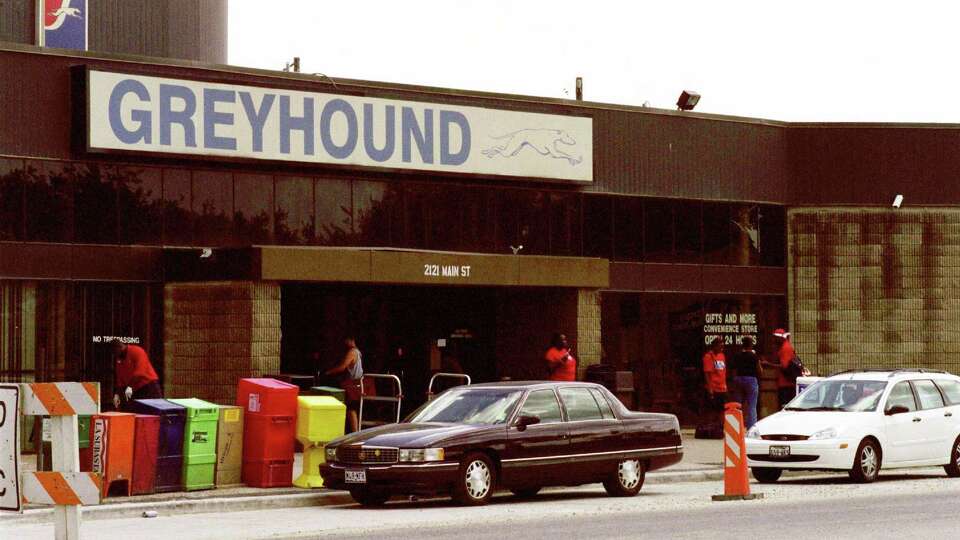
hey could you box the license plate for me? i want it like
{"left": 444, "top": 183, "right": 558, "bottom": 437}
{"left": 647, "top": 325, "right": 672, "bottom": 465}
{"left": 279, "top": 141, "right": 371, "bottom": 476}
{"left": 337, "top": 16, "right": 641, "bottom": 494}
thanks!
{"left": 769, "top": 445, "right": 791, "bottom": 457}
{"left": 345, "top": 469, "right": 366, "bottom": 484}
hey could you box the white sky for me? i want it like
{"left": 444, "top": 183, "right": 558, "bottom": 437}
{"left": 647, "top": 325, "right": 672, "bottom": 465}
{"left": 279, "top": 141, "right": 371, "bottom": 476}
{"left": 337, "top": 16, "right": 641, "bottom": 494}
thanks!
{"left": 229, "top": 0, "right": 960, "bottom": 122}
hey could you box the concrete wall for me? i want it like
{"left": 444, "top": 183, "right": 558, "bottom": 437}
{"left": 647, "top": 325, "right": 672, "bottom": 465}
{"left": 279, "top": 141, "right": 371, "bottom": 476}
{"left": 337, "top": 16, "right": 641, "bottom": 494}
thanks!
{"left": 789, "top": 208, "right": 960, "bottom": 376}
{"left": 164, "top": 281, "right": 281, "bottom": 403}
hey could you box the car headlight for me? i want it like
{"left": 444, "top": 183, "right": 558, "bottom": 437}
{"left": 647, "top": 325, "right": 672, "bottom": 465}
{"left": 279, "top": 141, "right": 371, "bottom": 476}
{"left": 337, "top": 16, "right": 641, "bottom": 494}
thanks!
{"left": 746, "top": 425, "right": 761, "bottom": 439}
{"left": 325, "top": 447, "right": 338, "bottom": 461}
{"left": 399, "top": 448, "right": 445, "bottom": 462}
{"left": 809, "top": 427, "right": 838, "bottom": 440}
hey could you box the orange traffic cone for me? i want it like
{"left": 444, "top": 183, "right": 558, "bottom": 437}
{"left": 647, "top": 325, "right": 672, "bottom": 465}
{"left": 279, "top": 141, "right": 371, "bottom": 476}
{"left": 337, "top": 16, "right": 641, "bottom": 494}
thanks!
{"left": 712, "top": 402, "right": 763, "bottom": 501}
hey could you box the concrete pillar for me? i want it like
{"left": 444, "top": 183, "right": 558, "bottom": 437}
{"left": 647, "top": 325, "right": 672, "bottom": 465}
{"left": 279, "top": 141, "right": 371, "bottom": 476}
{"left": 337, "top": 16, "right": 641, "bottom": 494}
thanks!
{"left": 575, "top": 289, "right": 602, "bottom": 379}
{"left": 163, "top": 281, "right": 281, "bottom": 403}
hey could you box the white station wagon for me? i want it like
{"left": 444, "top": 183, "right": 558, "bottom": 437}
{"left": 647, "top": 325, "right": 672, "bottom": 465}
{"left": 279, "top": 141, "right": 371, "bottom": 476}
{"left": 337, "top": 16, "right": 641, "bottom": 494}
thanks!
{"left": 746, "top": 369, "right": 960, "bottom": 483}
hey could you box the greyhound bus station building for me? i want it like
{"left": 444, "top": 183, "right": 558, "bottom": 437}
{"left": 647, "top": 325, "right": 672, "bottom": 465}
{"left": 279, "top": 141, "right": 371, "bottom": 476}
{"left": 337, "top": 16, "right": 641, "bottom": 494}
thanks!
{"left": 3, "top": 41, "right": 960, "bottom": 426}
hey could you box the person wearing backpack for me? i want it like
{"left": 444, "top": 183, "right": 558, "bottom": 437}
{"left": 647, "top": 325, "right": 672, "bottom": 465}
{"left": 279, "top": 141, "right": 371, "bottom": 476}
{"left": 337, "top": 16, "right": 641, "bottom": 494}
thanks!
{"left": 764, "top": 328, "right": 804, "bottom": 408}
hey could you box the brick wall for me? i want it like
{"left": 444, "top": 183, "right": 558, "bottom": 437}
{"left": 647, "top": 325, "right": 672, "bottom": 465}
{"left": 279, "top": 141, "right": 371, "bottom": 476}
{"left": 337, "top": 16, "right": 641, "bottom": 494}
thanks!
{"left": 789, "top": 208, "right": 960, "bottom": 376}
{"left": 164, "top": 281, "right": 281, "bottom": 404}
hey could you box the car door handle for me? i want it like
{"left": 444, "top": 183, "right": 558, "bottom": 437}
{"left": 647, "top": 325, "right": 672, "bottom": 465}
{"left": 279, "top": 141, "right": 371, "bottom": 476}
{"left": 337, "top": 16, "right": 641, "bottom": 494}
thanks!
{"left": 912, "top": 417, "right": 922, "bottom": 423}
{"left": 609, "top": 430, "right": 622, "bottom": 435}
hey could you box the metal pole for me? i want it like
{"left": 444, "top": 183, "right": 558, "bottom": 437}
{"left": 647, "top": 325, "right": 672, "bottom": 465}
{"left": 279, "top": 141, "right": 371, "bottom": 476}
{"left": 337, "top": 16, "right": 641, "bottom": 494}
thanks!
{"left": 50, "top": 415, "right": 82, "bottom": 540}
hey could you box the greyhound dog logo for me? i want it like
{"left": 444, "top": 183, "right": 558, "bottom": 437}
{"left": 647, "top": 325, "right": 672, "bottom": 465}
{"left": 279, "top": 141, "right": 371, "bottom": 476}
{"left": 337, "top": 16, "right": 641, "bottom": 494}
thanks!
{"left": 46, "top": 0, "right": 83, "bottom": 31}
{"left": 482, "top": 128, "right": 583, "bottom": 165}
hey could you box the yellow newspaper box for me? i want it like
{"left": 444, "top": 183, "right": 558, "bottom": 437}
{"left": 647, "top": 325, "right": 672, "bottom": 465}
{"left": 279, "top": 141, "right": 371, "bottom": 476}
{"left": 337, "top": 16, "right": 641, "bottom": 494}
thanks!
{"left": 294, "top": 396, "right": 345, "bottom": 488}
{"left": 216, "top": 405, "right": 244, "bottom": 486}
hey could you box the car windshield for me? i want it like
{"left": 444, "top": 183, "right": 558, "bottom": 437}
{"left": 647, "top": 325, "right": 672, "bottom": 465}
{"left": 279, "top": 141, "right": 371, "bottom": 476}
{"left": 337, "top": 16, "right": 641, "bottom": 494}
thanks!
{"left": 406, "top": 388, "right": 524, "bottom": 425}
{"left": 784, "top": 380, "right": 888, "bottom": 412}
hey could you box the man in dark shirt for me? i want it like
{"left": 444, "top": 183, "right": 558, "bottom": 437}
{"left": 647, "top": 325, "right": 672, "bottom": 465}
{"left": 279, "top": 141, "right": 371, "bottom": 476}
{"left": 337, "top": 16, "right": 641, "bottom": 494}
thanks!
{"left": 728, "top": 337, "right": 762, "bottom": 428}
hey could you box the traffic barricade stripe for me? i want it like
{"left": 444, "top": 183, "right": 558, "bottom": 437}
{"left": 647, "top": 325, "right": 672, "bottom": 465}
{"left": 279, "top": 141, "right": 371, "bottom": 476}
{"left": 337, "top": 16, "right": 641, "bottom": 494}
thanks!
{"left": 23, "top": 382, "right": 100, "bottom": 416}
{"left": 22, "top": 472, "right": 101, "bottom": 506}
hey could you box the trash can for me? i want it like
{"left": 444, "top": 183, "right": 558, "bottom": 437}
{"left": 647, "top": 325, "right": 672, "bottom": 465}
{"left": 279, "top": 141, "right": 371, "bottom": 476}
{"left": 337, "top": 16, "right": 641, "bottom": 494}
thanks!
{"left": 131, "top": 414, "right": 160, "bottom": 495}
{"left": 237, "top": 378, "right": 299, "bottom": 488}
{"left": 293, "top": 396, "right": 346, "bottom": 488}
{"left": 168, "top": 398, "right": 220, "bottom": 491}
{"left": 614, "top": 371, "right": 636, "bottom": 410}
{"left": 129, "top": 399, "right": 186, "bottom": 493}
{"left": 215, "top": 405, "right": 244, "bottom": 487}
{"left": 91, "top": 412, "right": 136, "bottom": 498}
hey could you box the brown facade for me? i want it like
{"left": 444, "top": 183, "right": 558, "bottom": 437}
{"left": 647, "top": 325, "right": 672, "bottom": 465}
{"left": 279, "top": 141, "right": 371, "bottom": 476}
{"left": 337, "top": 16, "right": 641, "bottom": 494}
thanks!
{"left": 0, "top": 0, "right": 227, "bottom": 64}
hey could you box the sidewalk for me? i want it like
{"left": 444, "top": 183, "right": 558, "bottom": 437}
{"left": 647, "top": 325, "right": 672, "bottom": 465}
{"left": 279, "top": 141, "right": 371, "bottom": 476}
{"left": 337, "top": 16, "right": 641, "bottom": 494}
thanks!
{"left": 2, "top": 431, "right": 724, "bottom": 524}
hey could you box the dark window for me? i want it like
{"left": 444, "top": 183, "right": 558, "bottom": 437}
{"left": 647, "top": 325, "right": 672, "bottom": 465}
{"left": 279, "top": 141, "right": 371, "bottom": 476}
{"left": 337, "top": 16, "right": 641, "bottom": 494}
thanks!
{"left": 675, "top": 200, "right": 702, "bottom": 264}
{"left": 460, "top": 187, "right": 497, "bottom": 253}
{"left": 912, "top": 380, "right": 945, "bottom": 410}
{"left": 518, "top": 389, "right": 562, "bottom": 423}
{"left": 703, "top": 202, "right": 731, "bottom": 265}
{"left": 759, "top": 204, "right": 786, "bottom": 267}
{"left": 613, "top": 197, "right": 642, "bottom": 261}
{"left": 549, "top": 193, "right": 581, "bottom": 256}
{"left": 517, "top": 190, "right": 549, "bottom": 255}
{"left": 162, "top": 168, "right": 193, "bottom": 245}
{"left": 315, "top": 178, "right": 352, "bottom": 246}
{"left": 0, "top": 158, "right": 25, "bottom": 240}
{"left": 354, "top": 180, "right": 392, "bottom": 247}
{"left": 403, "top": 184, "right": 428, "bottom": 249}
{"left": 886, "top": 382, "right": 918, "bottom": 412}
{"left": 275, "top": 176, "right": 314, "bottom": 245}
{"left": 644, "top": 199, "right": 673, "bottom": 262}
{"left": 117, "top": 166, "right": 162, "bottom": 245}
{"left": 729, "top": 204, "right": 760, "bottom": 266}
{"left": 426, "top": 184, "right": 461, "bottom": 251}
{"left": 73, "top": 164, "right": 118, "bottom": 244}
{"left": 936, "top": 379, "right": 960, "bottom": 406}
{"left": 494, "top": 189, "right": 519, "bottom": 253}
{"left": 25, "top": 161, "right": 74, "bottom": 243}
{"left": 193, "top": 170, "right": 234, "bottom": 246}
{"left": 589, "top": 388, "right": 616, "bottom": 419}
{"left": 234, "top": 173, "right": 273, "bottom": 245}
{"left": 559, "top": 387, "right": 604, "bottom": 421}
{"left": 583, "top": 195, "right": 613, "bottom": 259}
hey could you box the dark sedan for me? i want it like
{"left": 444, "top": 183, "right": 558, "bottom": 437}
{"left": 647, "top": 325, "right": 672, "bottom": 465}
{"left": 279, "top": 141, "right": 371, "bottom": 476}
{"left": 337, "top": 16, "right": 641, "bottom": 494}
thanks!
{"left": 320, "top": 381, "right": 683, "bottom": 506}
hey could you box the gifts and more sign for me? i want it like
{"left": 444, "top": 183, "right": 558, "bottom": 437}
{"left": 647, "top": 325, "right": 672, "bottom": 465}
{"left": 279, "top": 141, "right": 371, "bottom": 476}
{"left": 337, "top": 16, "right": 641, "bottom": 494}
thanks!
{"left": 703, "top": 312, "right": 758, "bottom": 346}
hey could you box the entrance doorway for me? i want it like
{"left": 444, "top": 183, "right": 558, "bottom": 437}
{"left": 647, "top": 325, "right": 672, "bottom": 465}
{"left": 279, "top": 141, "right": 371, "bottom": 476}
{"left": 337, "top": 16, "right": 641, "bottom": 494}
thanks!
{"left": 280, "top": 284, "right": 498, "bottom": 412}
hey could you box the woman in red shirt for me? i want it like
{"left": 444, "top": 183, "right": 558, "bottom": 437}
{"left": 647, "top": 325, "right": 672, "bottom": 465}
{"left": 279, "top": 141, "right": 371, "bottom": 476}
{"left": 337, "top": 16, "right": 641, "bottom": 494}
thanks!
{"left": 702, "top": 337, "right": 728, "bottom": 406}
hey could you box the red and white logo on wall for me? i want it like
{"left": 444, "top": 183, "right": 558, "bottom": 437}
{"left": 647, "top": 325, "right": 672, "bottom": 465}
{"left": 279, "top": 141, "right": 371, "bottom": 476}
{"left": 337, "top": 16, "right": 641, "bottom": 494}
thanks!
{"left": 37, "top": 0, "right": 88, "bottom": 51}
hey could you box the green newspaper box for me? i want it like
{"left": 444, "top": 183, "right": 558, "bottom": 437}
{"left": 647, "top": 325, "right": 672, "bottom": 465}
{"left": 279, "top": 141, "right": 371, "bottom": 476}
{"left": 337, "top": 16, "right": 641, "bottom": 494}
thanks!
{"left": 168, "top": 398, "right": 220, "bottom": 491}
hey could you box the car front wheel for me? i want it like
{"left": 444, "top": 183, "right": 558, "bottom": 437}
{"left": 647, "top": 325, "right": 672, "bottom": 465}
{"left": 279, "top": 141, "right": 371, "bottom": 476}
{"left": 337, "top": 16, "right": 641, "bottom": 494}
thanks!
{"left": 751, "top": 467, "right": 782, "bottom": 483}
{"left": 944, "top": 436, "right": 960, "bottom": 478}
{"left": 603, "top": 458, "right": 645, "bottom": 497}
{"left": 453, "top": 453, "right": 495, "bottom": 506}
{"left": 849, "top": 439, "right": 881, "bottom": 483}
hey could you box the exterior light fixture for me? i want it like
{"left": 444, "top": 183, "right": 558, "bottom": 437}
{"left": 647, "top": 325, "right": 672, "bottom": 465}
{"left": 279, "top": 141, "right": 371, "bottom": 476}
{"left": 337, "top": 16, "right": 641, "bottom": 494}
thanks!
{"left": 676, "top": 90, "right": 700, "bottom": 111}
{"left": 892, "top": 194, "right": 903, "bottom": 208}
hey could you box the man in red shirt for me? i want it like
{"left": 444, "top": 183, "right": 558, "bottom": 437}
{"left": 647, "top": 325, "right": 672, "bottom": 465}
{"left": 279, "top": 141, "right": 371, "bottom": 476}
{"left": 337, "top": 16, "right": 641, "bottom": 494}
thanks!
{"left": 764, "top": 328, "right": 799, "bottom": 408}
{"left": 545, "top": 333, "right": 577, "bottom": 381}
{"left": 112, "top": 339, "right": 162, "bottom": 410}
{"left": 702, "top": 337, "right": 728, "bottom": 407}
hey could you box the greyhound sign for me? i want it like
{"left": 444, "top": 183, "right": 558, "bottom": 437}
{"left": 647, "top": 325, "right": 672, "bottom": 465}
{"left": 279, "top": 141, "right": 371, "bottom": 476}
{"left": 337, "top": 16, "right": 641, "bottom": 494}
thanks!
{"left": 87, "top": 70, "right": 593, "bottom": 182}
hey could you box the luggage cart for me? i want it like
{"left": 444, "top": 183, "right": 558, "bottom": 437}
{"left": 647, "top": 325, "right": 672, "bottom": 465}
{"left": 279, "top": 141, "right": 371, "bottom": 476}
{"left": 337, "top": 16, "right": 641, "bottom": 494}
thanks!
{"left": 427, "top": 373, "right": 472, "bottom": 401}
{"left": 358, "top": 373, "right": 403, "bottom": 429}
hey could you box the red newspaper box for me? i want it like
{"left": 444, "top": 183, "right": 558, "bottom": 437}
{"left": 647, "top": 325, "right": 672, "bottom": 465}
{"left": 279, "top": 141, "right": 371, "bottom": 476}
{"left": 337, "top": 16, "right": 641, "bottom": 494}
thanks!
{"left": 92, "top": 412, "right": 136, "bottom": 498}
{"left": 236, "top": 378, "right": 299, "bottom": 416}
{"left": 132, "top": 414, "right": 160, "bottom": 495}
{"left": 242, "top": 459, "right": 293, "bottom": 488}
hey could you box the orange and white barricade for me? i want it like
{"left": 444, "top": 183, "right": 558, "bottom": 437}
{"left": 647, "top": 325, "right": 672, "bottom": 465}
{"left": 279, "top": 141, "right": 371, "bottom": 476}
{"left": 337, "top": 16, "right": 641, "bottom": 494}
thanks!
{"left": 21, "top": 382, "right": 102, "bottom": 539}
{"left": 712, "top": 402, "right": 763, "bottom": 502}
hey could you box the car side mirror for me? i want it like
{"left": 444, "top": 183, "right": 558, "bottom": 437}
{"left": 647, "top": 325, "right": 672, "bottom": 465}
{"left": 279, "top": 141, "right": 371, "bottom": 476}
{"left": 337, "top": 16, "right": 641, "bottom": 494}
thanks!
{"left": 515, "top": 415, "right": 540, "bottom": 431}
{"left": 885, "top": 405, "right": 909, "bottom": 416}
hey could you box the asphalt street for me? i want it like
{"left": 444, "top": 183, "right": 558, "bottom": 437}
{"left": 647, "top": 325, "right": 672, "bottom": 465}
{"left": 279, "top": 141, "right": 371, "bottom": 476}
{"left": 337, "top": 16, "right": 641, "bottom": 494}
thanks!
{"left": 4, "top": 471, "right": 960, "bottom": 539}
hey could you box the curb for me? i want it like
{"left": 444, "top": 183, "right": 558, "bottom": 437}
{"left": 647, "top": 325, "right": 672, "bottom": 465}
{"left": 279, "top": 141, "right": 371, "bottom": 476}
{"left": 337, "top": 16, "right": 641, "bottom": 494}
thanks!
{"left": 2, "top": 468, "right": 728, "bottom": 524}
